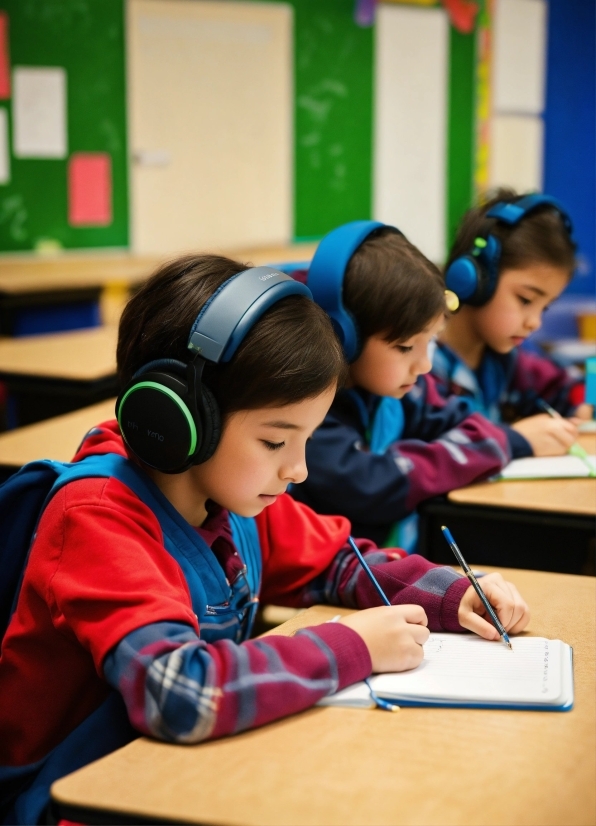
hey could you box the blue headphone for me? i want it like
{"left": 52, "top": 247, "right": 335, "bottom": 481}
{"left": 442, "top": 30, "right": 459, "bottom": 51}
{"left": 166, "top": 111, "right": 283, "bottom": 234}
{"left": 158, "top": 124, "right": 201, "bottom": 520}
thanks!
{"left": 444, "top": 193, "right": 575, "bottom": 307}
{"left": 307, "top": 220, "right": 402, "bottom": 362}
{"left": 116, "top": 267, "right": 312, "bottom": 473}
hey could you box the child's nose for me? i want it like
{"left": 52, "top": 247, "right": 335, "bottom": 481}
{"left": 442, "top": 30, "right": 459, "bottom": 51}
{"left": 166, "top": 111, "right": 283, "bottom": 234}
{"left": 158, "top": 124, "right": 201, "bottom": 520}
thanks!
{"left": 415, "top": 351, "right": 432, "bottom": 375}
{"left": 526, "top": 309, "right": 542, "bottom": 332}
{"left": 280, "top": 454, "right": 308, "bottom": 485}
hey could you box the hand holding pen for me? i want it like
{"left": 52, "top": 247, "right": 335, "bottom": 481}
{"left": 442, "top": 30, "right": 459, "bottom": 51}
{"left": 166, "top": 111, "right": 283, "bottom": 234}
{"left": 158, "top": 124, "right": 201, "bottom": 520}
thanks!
{"left": 536, "top": 398, "right": 596, "bottom": 476}
{"left": 511, "top": 400, "right": 579, "bottom": 457}
{"left": 441, "top": 527, "right": 530, "bottom": 648}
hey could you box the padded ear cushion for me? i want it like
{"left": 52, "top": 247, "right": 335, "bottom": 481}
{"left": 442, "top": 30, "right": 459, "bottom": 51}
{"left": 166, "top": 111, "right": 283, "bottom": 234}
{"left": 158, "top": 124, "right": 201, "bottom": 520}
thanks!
{"left": 445, "top": 234, "right": 501, "bottom": 307}
{"left": 192, "top": 382, "right": 221, "bottom": 465}
{"left": 444, "top": 256, "right": 481, "bottom": 303}
{"left": 116, "top": 369, "right": 199, "bottom": 473}
{"left": 328, "top": 308, "right": 361, "bottom": 363}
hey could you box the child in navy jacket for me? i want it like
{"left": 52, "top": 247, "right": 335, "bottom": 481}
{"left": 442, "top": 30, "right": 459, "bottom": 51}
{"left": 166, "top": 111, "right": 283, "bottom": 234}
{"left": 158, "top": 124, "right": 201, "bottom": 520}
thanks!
{"left": 0, "top": 254, "right": 530, "bottom": 824}
{"left": 290, "top": 221, "right": 531, "bottom": 548}
{"left": 432, "top": 189, "right": 590, "bottom": 456}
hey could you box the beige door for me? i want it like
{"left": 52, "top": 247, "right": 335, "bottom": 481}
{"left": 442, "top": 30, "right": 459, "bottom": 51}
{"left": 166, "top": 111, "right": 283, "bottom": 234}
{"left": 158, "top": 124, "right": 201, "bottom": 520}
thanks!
{"left": 128, "top": 0, "right": 293, "bottom": 255}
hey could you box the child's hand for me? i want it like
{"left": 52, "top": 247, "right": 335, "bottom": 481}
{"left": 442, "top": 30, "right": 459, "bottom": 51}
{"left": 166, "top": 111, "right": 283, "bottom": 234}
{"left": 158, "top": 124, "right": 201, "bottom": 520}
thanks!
{"left": 511, "top": 413, "right": 578, "bottom": 456}
{"left": 574, "top": 403, "right": 594, "bottom": 421}
{"left": 340, "top": 605, "right": 429, "bottom": 673}
{"left": 458, "top": 572, "right": 530, "bottom": 640}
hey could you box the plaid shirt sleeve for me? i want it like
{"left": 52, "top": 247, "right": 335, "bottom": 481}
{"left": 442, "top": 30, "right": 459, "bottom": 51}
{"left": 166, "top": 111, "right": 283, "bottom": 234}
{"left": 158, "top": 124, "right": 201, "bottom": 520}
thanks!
{"left": 296, "top": 539, "right": 470, "bottom": 633}
{"left": 102, "top": 618, "right": 370, "bottom": 744}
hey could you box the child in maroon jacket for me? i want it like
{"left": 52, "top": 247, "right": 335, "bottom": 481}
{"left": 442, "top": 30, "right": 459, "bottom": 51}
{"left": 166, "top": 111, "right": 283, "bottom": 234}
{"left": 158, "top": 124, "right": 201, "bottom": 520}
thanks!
{"left": 291, "top": 222, "right": 532, "bottom": 548}
{"left": 0, "top": 254, "right": 529, "bottom": 824}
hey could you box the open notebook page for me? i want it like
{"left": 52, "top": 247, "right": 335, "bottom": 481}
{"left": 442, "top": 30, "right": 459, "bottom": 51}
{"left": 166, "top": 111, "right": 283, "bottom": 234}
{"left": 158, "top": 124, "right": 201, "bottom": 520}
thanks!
{"left": 498, "top": 454, "right": 596, "bottom": 479}
{"left": 320, "top": 635, "right": 571, "bottom": 708}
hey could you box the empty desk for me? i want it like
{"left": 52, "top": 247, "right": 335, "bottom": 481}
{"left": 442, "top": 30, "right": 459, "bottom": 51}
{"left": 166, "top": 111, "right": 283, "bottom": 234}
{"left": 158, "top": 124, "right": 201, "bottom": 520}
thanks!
{"left": 0, "top": 327, "right": 118, "bottom": 426}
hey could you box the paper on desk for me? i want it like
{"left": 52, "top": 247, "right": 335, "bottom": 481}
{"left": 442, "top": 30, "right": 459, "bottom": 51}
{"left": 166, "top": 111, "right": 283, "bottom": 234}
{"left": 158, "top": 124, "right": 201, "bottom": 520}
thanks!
{"left": 498, "top": 454, "right": 596, "bottom": 480}
{"left": 319, "top": 634, "right": 573, "bottom": 709}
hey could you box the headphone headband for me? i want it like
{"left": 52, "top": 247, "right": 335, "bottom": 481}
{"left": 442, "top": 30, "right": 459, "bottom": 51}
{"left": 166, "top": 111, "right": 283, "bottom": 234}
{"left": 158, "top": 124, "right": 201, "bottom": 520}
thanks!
{"left": 486, "top": 193, "right": 574, "bottom": 240}
{"left": 308, "top": 220, "right": 400, "bottom": 361}
{"left": 188, "top": 266, "right": 312, "bottom": 363}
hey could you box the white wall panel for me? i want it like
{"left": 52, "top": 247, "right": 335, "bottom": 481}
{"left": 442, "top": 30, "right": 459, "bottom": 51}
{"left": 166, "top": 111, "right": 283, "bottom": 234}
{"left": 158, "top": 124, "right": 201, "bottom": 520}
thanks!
{"left": 128, "top": 1, "right": 292, "bottom": 254}
{"left": 373, "top": 4, "right": 448, "bottom": 263}
{"left": 490, "top": 114, "right": 544, "bottom": 192}
{"left": 493, "top": 0, "right": 547, "bottom": 114}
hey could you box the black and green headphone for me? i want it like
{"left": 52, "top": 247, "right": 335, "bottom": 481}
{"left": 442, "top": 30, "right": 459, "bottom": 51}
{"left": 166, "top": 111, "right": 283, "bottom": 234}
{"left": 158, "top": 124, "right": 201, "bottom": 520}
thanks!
{"left": 116, "top": 267, "right": 312, "bottom": 473}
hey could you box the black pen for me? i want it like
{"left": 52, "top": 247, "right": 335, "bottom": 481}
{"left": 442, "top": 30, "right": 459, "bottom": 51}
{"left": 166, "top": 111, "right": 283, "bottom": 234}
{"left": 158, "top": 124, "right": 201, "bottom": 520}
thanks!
{"left": 440, "top": 526, "right": 513, "bottom": 650}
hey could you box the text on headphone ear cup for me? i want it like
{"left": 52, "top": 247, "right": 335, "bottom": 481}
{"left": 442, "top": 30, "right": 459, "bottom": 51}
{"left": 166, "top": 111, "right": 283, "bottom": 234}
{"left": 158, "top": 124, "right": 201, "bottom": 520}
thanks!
{"left": 117, "top": 373, "right": 198, "bottom": 473}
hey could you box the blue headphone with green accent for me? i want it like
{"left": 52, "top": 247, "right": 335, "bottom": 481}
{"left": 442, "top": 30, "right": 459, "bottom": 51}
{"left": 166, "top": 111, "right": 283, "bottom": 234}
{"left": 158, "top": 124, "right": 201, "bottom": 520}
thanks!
{"left": 116, "top": 267, "right": 312, "bottom": 473}
{"left": 444, "top": 193, "right": 574, "bottom": 307}
{"left": 307, "top": 220, "right": 402, "bottom": 362}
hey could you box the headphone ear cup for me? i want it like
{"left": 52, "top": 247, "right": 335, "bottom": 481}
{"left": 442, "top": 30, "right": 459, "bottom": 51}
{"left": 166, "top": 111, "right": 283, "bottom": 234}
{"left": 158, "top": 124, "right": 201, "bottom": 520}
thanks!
{"left": 192, "top": 383, "right": 221, "bottom": 464}
{"left": 330, "top": 308, "right": 361, "bottom": 363}
{"left": 117, "top": 370, "right": 199, "bottom": 473}
{"left": 444, "top": 256, "right": 482, "bottom": 304}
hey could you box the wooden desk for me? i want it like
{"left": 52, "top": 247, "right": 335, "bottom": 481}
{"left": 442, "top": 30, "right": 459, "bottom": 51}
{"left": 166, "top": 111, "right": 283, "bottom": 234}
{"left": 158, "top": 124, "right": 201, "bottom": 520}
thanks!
{"left": 0, "top": 327, "right": 118, "bottom": 426}
{"left": 0, "top": 244, "right": 316, "bottom": 334}
{"left": 0, "top": 243, "right": 316, "bottom": 294}
{"left": 0, "top": 398, "right": 116, "bottom": 480}
{"left": 51, "top": 567, "right": 596, "bottom": 826}
{"left": 419, "top": 436, "right": 596, "bottom": 575}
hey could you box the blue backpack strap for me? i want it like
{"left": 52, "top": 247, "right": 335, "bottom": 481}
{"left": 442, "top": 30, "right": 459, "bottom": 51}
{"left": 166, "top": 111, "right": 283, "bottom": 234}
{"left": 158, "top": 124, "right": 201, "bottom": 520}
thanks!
{"left": 0, "top": 456, "right": 131, "bottom": 643}
{"left": 229, "top": 513, "right": 262, "bottom": 599}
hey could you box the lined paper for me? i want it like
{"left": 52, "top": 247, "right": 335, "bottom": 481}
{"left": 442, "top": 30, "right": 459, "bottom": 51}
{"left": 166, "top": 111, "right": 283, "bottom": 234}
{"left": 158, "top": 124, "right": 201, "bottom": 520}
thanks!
{"left": 372, "top": 635, "right": 562, "bottom": 703}
{"left": 320, "top": 634, "right": 571, "bottom": 709}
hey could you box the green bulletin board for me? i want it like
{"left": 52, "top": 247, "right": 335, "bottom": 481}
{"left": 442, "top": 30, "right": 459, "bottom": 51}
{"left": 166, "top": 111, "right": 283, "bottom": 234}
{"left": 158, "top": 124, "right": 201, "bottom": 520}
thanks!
{"left": 291, "top": 0, "right": 374, "bottom": 240}
{"left": 259, "top": 0, "right": 374, "bottom": 240}
{"left": 0, "top": 0, "right": 128, "bottom": 252}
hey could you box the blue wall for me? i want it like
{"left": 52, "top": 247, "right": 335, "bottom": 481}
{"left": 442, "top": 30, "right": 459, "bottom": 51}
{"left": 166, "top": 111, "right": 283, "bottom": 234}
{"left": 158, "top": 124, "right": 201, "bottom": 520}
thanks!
{"left": 543, "top": 0, "right": 595, "bottom": 298}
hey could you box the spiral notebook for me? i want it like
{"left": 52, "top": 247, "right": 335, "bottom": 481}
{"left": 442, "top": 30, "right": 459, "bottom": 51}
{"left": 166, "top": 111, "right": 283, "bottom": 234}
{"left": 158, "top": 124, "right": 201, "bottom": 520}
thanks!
{"left": 319, "top": 634, "right": 574, "bottom": 711}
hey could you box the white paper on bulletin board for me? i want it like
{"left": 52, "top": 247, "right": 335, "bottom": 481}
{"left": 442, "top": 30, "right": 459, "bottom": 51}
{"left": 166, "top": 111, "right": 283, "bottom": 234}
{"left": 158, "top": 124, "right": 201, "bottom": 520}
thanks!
{"left": 0, "top": 108, "right": 9, "bottom": 183}
{"left": 13, "top": 66, "right": 67, "bottom": 158}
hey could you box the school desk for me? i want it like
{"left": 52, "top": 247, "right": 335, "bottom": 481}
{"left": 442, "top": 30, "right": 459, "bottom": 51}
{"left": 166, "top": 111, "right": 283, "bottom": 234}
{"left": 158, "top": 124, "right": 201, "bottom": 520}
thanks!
{"left": 0, "top": 398, "right": 116, "bottom": 482}
{"left": 0, "top": 326, "right": 118, "bottom": 427}
{"left": 0, "top": 244, "right": 317, "bottom": 334}
{"left": 50, "top": 565, "right": 595, "bottom": 826}
{"left": 0, "top": 253, "right": 162, "bottom": 336}
{"left": 418, "top": 434, "right": 596, "bottom": 576}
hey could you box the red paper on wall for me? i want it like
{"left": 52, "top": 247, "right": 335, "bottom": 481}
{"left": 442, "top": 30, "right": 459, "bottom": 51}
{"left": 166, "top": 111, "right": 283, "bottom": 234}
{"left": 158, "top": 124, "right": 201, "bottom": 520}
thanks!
{"left": 0, "top": 13, "right": 11, "bottom": 100}
{"left": 68, "top": 153, "right": 112, "bottom": 226}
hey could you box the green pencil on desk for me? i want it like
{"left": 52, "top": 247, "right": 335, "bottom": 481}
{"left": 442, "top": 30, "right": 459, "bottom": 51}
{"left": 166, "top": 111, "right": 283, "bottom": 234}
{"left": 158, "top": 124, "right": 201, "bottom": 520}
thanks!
{"left": 536, "top": 398, "right": 596, "bottom": 477}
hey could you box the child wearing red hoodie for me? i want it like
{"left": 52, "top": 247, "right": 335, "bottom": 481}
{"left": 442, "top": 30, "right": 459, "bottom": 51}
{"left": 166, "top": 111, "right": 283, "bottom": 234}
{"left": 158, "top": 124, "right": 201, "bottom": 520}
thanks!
{"left": 0, "top": 254, "right": 529, "bottom": 824}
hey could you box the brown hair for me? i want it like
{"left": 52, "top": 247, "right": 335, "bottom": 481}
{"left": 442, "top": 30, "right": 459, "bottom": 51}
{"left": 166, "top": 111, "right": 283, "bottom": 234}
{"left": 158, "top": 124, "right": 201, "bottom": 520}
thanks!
{"left": 446, "top": 187, "right": 576, "bottom": 277}
{"left": 344, "top": 228, "right": 446, "bottom": 344}
{"left": 117, "top": 254, "right": 346, "bottom": 418}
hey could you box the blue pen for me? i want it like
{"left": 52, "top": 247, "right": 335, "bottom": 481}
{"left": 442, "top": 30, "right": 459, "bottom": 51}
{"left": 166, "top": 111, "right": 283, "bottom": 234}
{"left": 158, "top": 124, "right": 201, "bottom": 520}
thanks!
{"left": 347, "top": 537, "right": 400, "bottom": 712}
{"left": 440, "top": 526, "right": 513, "bottom": 651}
